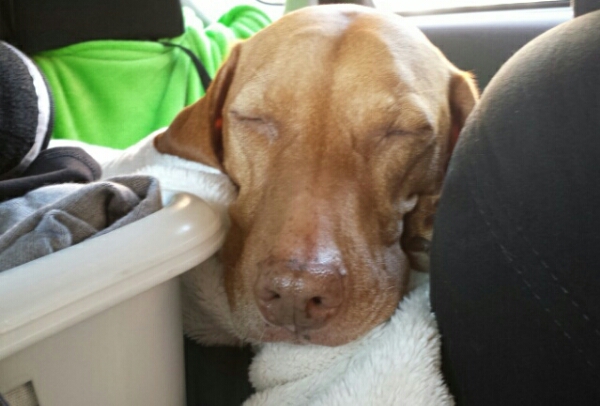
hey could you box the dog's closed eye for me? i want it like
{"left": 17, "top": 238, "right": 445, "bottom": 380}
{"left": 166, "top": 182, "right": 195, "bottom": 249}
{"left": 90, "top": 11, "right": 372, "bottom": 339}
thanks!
{"left": 386, "top": 128, "right": 423, "bottom": 138}
{"left": 386, "top": 123, "right": 433, "bottom": 138}
{"left": 230, "top": 111, "right": 278, "bottom": 140}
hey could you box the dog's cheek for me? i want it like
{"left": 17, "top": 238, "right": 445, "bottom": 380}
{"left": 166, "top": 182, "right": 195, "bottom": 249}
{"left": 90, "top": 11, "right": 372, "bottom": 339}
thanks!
{"left": 386, "top": 243, "right": 410, "bottom": 291}
{"left": 222, "top": 262, "right": 262, "bottom": 341}
{"left": 353, "top": 244, "right": 406, "bottom": 320}
{"left": 221, "top": 222, "right": 248, "bottom": 309}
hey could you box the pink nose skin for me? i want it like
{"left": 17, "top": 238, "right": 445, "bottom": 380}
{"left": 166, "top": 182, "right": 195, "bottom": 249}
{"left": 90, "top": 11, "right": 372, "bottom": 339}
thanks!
{"left": 254, "top": 259, "right": 345, "bottom": 333}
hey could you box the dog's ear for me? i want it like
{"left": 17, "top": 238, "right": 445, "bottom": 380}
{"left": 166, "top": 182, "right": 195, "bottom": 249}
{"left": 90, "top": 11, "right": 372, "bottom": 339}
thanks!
{"left": 401, "top": 194, "right": 438, "bottom": 272}
{"left": 154, "top": 44, "right": 242, "bottom": 171}
{"left": 401, "top": 71, "right": 478, "bottom": 272}
{"left": 448, "top": 70, "right": 479, "bottom": 159}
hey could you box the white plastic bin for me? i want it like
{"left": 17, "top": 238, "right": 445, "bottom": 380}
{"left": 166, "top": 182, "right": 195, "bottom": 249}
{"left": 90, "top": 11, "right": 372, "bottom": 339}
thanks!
{"left": 0, "top": 193, "right": 225, "bottom": 406}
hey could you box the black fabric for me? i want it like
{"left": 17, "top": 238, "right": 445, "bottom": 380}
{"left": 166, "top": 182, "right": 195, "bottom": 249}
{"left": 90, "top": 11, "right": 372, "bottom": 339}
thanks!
{"left": 0, "top": 41, "right": 41, "bottom": 176}
{"left": 0, "top": 147, "right": 101, "bottom": 202}
{"left": 430, "top": 10, "right": 600, "bottom": 406}
{"left": 0, "top": 0, "right": 184, "bottom": 54}
{"left": 184, "top": 338, "right": 254, "bottom": 406}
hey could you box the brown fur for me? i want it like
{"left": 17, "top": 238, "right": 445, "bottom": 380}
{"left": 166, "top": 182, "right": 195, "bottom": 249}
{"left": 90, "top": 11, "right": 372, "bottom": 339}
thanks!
{"left": 155, "top": 5, "right": 478, "bottom": 346}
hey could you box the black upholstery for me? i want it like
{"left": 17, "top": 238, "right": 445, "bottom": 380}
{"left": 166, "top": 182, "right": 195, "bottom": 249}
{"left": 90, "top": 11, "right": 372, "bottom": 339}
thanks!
{"left": 409, "top": 8, "right": 571, "bottom": 89}
{"left": 573, "top": 0, "right": 600, "bottom": 15}
{"left": 0, "top": 0, "right": 184, "bottom": 54}
{"left": 431, "top": 9, "right": 600, "bottom": 405}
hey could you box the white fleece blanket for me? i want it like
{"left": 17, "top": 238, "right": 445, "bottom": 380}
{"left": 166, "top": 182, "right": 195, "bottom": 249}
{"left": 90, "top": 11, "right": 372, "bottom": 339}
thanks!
{"left": 52, "top": 133, "right": 453, "bottom": 405}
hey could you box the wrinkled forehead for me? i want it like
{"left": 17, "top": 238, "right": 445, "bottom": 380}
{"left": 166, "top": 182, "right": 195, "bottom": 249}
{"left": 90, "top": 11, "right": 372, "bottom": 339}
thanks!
{"left": 229, "top": 7, "right": 452, "bottom": 109}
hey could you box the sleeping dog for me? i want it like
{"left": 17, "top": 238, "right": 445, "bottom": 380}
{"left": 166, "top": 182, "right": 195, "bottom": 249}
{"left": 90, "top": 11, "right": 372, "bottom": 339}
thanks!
{"left": 155, "top": 4, "right": 478, "bottom": 348}
{"left": 101, "top": 4, "right": 478, "bottom": 404}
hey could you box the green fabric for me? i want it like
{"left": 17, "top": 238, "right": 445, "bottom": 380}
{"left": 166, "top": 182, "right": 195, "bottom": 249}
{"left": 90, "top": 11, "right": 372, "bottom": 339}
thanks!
{"left": 33, "top": 6, "right": 270, "bottom": 149}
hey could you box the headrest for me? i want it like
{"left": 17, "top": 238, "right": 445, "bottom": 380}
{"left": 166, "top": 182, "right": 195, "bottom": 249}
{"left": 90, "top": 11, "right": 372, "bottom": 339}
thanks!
{"left": 573, "top": 0, "right": 600, "bottom": 16}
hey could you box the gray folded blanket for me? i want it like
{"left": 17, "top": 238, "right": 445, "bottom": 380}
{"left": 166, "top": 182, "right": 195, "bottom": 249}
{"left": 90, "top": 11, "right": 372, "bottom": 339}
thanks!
{"left": 0, "top": 175, "right": 161, "bottom": 272}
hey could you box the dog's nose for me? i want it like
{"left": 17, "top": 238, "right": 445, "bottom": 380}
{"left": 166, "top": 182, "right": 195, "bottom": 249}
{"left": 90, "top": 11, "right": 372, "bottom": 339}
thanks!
{"left": 254, "top": 260, "right": 345, "bottom": 332}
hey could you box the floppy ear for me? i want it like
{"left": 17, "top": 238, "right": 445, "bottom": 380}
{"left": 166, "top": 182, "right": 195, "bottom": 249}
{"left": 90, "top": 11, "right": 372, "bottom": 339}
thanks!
{"left": 154, "top": 44, "right": 242, "bottom": 171}
{"left": 448, "top": 70, "right": 479, "bottom": 160}
{"left": 401, "top": 194, "right": 438, "bottom": 272}
{"left": 401, "top": 71, "right": 479, "bottom": 272}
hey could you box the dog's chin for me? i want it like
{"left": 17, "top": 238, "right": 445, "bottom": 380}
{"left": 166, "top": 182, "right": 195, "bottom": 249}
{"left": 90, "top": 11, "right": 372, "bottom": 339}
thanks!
{"left": 239, "top": 319, "right": 375, "bottom": 347}
{"left": 228, "top": 293, "right": 404, "bottom": 346}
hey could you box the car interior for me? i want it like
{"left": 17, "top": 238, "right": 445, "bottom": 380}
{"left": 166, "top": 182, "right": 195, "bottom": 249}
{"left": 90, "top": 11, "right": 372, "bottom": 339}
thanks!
{"left": 0, "top": 0, "right": 596, "bottom": 405}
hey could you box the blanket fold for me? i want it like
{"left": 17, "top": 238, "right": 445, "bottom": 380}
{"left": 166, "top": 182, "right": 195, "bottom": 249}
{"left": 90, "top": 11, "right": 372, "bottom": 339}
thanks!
{"left": 0, "top": 175, "right": 161, "bottom": 272}
{"left": 0, "top": 146, "right": 101, "bottom": 202}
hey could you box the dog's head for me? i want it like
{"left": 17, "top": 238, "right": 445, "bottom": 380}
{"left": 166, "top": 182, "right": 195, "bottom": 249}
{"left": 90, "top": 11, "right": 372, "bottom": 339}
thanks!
{"left": 156, "top": 5, "right": 478, "bottom": 346}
